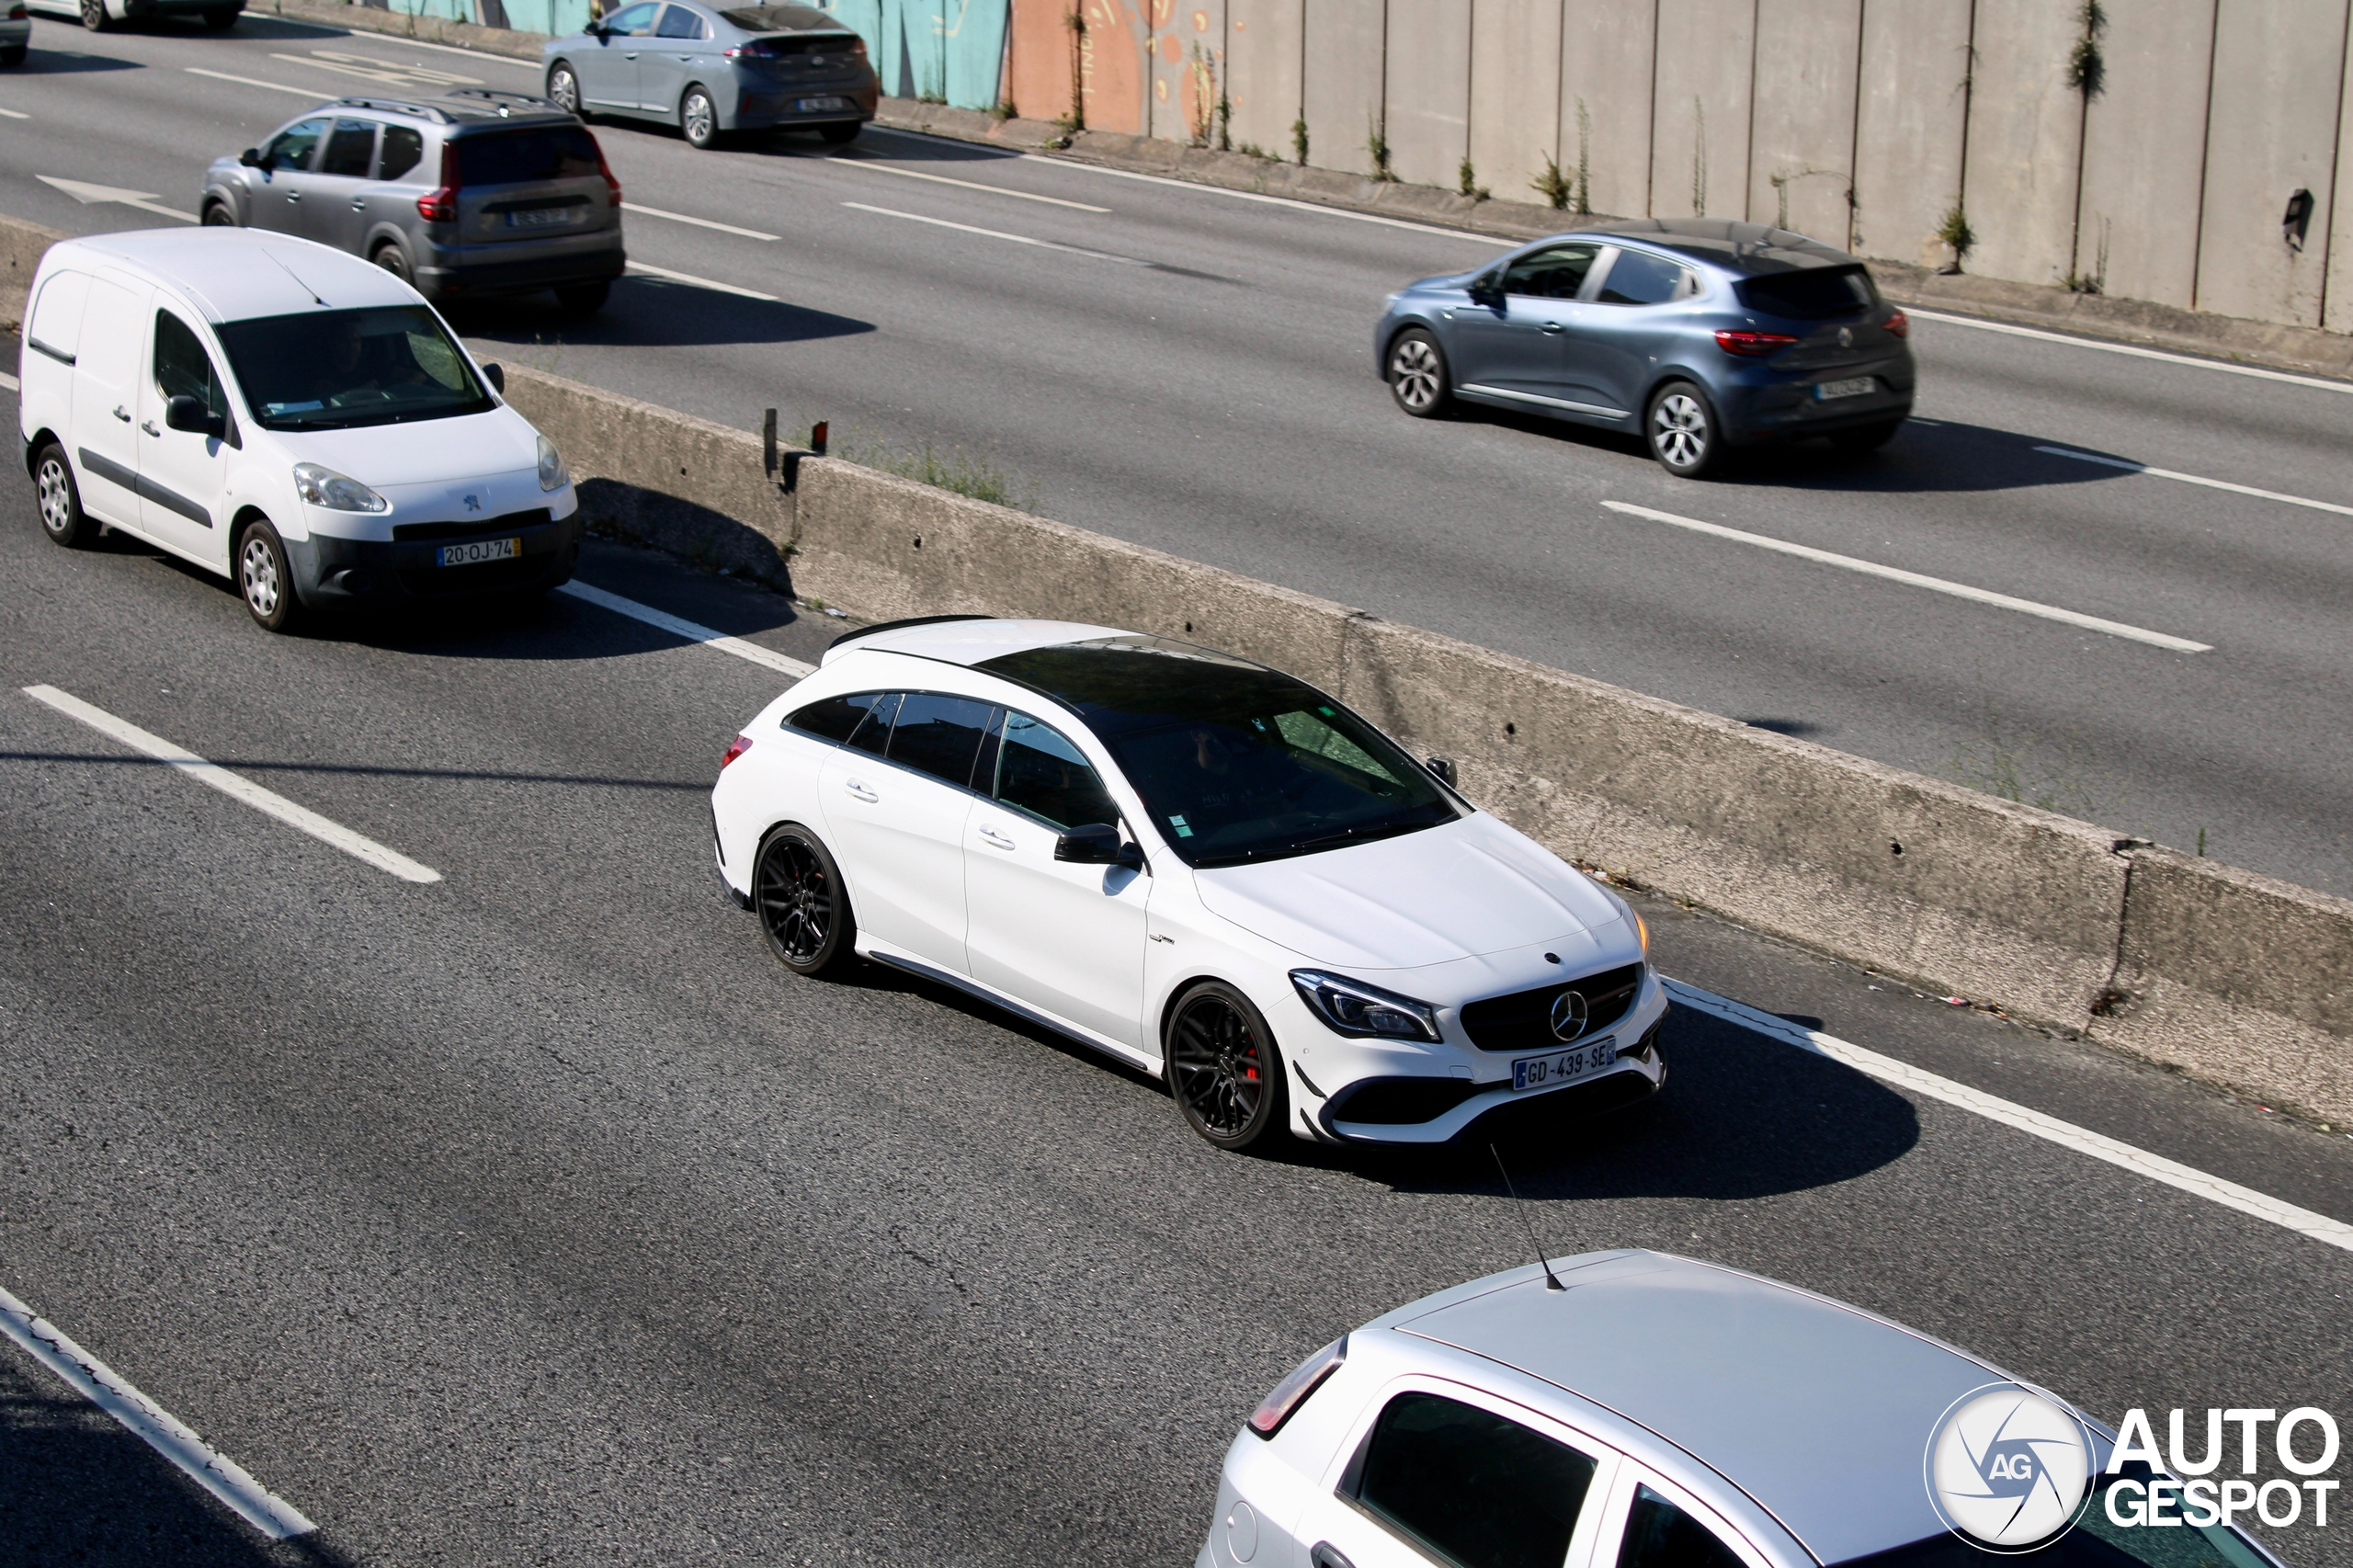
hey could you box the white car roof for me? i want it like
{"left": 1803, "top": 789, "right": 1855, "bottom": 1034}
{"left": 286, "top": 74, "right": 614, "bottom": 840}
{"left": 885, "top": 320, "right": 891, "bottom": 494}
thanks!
{"left": 44, "top": 229, "right": 422, "bottom": 324}
{"left": 821, "top": 617, "right": 1131, "bottom": 669}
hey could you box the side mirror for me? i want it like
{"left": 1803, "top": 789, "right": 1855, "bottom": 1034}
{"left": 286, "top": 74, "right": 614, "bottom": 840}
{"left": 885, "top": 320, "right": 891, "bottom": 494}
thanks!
{"left": 239, "top": 147, "right": 263, "bottom": 167}
{"left": 165, "top": 394, "right": 226, "bottom": 439}
{"left": 1055, "top": 823, "right": 1142, "bottom": 869}
{"left": 481, "top": 362, "right": 506, "bottom": 393}
{"left": 587, "top": 20, "right": 607, "bottom": 38}
{"left": 1425, "top": 756, "right": 1458, "bottom": 787}
{"left": 1466, "top": 276, "right": 1504, "bottom": 304}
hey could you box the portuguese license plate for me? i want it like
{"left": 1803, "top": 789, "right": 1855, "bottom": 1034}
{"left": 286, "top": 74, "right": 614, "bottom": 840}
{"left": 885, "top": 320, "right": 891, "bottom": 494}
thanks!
{"left": 1815, "top": 376, "right": 1876, "bottom": 401}
{"left": 796, "top": 95, "right": 849, "bottom": 111}
{"left": 437, "top": 537, "right": 519, "bottom": 567}
{"left": 507, "top": 207, "right": 579, "bottom": 229}
{"left": 1512, "top": 1038, "right": 1617, "bottom": 1092}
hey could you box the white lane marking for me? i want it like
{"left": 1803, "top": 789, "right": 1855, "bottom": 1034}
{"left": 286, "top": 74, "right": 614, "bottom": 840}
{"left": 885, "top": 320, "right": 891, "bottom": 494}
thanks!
{"left": 557, "top": 582, "right": 816, "bottom": 677}
{"left": 263, "top": 15, "right": 540, "bottom": 65}
{"left": 0, "top": 107, "right": 29, "bottom": 120}
{"left": 1665, "top": 979, "right": 2353, "bottom": 1256}
{"left": 21, "top": 686, "right": 442, "bottom": 883}
{"left": 0, "top": 1283, "right": 318, "bottom": 1539}
{"left": 186, "top": 66, "right": 335, "bottom": 100}
{"left": 0, "top": 369, "right": 17, "bottom": 392}
{"left": 2035, "top": 445, "right": 2353, "bottom": 519}
{"left": 1602, "top": 499, "right": 2211, "bottom": 653}
{"left": 35, "top": 175, "right": 197, "bottom": 223}
{"left": 624, "top": 260, "right": 779, "bottom": 301}
{"left": 268, "top": 51, "right": 483, "bottom": 89}
{"left": 840, "top": 200, "right": 1146, "bottom": 265}
{"left": 1002, "top": 145, "right": 1510, "bottom": 244}
{"left": 626, "top": 203, "right": 779, "bottom": 241}
{"left": 831, "top": 156, "right": 1111, "bottom": 211}
{"left": 1906, "top": 307, "right": 2353, "bottom": 396}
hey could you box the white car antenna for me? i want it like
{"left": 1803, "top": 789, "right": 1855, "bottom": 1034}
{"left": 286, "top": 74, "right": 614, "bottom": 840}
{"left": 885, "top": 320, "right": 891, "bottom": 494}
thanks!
{"left": 1489, "top": 1143, "right": 1565, "bottom": 1291}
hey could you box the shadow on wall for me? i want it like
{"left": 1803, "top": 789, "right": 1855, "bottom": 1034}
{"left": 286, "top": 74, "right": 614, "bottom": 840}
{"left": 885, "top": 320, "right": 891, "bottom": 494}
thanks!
{"left": 455, "top": 278, "right": 875, "bottom": 352}
{"left": 573, "top": 477, "right": 795, "bottom": 588}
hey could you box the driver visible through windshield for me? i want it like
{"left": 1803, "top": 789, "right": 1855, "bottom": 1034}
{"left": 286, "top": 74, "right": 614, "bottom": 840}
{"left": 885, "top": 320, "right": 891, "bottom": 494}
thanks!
{"left": 214, "top": 306, "right": 494, "bottom": 431}
{"left": 977, "top": 638, "right": 1461, "bottom": 869}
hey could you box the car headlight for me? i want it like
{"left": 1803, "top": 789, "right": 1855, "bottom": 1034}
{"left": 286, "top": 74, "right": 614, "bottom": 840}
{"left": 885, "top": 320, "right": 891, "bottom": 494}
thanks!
{"left": 1290, "top": 970, "right": 1442, "bottom": 1043}
{"left": 537, "top": 435, "right": 571, "bottom": 493}
{"left": 291, "top": 462, "right": 388, "bottom": 513}
{"left": 1634, "top": 910, "right": 1649, "bottom": 958}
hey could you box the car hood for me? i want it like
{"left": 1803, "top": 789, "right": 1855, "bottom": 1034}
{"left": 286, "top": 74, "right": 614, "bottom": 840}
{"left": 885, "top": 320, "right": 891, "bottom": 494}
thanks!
{"left": 1190, "top": 812, "right": 1625, "bottom": 970}
{"left": 269, "top": 406, "right": 539, "bottom": 489}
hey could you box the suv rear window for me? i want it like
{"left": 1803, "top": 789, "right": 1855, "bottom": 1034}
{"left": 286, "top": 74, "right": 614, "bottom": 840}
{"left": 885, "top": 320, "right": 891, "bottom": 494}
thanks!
{"left": 1737, "top": 265, "right": 1876, "bottom": 319}
{"left": 451, "top": 127, "right": 602, "bottom": 186}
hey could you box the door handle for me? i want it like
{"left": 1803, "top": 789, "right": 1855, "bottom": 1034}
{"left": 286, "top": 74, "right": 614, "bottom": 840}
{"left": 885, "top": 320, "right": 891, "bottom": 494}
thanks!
{"left": 977, "top": 825, "right": 1015, "bottom": 850}
{"left": 1540, "top": 321, "right": 1566, "bottom": 335}
{"left": 111, "top": 405, "right": 131, "bottom": 421}
{"left": 351, "top": 199, "right": 368, "bottom": 210}
{"left": 140, "top": 420, "right": 160, "bottom": 437}
{"left": 842, "top": 778, "right": 878, "bottom": 802}
{"left": 1311, "top": 1546, "right": 1358, "bottom": 1568}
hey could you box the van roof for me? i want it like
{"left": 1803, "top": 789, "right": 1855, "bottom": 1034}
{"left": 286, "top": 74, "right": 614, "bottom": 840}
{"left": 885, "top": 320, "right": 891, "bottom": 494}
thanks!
{"left": 45, "top": 229, "right": 422, "bottom": 324}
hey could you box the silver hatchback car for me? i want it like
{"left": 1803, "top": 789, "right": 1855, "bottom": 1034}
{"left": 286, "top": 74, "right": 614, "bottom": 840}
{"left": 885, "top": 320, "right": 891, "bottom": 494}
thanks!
{"left": 1207, "top": 1250, "right": 2279, "bottom": 1568}
{"left": 200, "top": 90, "right": 627, "bottom": 314}
{"left": 1375, "top": 220, "right": 1915, "bottom": 478}
{"left": 543, "top": 0, "right": 878, "bottom": 151}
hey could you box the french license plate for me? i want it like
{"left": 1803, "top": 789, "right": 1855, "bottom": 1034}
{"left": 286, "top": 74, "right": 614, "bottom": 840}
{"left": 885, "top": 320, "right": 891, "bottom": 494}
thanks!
{"left": 795, "top": 96, "right": 849, "bottom": 111}
{"left": 507, "top": 207, "right": 579, "bottom": 229}
{"left": 436, "top": 537, "right": 519, "bottom": 568}
{"left": 1815, "top": 376, "right": 1876, "bottom": 401}
{"left": 1512, "top": 1038, "right": 1617, "bottom": 1092}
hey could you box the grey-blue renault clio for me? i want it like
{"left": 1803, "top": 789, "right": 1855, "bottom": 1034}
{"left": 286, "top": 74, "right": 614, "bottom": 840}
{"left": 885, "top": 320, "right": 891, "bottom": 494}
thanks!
{"left": 1373, "top": 220, "right": 1915, "bottom": 477}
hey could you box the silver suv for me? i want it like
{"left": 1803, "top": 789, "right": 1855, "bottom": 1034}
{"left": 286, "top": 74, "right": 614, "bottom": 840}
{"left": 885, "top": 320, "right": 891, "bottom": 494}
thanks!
{"left": 199, "top": 89, "right": 627, "bottom": 315}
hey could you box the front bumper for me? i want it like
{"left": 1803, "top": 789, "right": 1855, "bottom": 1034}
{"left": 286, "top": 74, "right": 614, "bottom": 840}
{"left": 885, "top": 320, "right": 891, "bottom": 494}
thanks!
{"left": 286, "top": 509, "right": 581, "bottom": 607}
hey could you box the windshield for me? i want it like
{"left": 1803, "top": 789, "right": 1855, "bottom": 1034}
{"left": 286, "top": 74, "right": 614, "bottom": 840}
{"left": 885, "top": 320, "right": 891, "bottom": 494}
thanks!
{"left": 976, "top": 638, "right": 1461, "bottom": 869}
{"left": 1836, "top": 1473, "right": 2272, "bottom": 1568}
{"left": 215, "top": 306, "right": 494, "bottom": 431}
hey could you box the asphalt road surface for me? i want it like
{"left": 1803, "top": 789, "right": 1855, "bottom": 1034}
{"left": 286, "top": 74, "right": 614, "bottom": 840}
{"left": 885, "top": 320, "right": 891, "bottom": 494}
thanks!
{"left": 5, "top": 375, "right": 2353, "bottom": 1562}
{"left": 4, "top": 14, "right": 2352, "bottom": 902}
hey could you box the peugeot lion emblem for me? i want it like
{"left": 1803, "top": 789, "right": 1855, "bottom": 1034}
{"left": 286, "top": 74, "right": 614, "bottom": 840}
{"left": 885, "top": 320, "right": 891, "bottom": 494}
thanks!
{"left": 1548, "top": 990, "right": 1588, "bottom": 1041}
{"left": 1837, "top": 326, "right": 1854, "bottom": 348}
{"left": 462, "top": 494, "right": 483, "bottom": 512}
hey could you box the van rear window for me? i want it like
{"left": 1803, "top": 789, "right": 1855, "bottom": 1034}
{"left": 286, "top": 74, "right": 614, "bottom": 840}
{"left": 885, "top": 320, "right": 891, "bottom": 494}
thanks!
{"left": 1737, "top": 266, "right": 1876, "bottom": 319}
{"left": 452, "top": 127, "right": 602, "bottom": 186}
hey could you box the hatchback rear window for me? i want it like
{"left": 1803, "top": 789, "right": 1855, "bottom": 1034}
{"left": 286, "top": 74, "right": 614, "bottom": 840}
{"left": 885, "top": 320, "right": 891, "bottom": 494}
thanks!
{"left": 719, "top": 2, "right": 834, "bottom": 28}
{"left": 451, "top": 127, "right": 602, "bottom": 186}
{"left": 1737, "top": 265, "right": 1877, "bottom": 319}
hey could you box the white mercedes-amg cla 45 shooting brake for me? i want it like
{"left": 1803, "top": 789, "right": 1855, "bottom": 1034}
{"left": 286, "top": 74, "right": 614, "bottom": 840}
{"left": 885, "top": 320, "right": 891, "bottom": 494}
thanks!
{"left": 710, "top": 617, "right": 1668, "bottom": 1152}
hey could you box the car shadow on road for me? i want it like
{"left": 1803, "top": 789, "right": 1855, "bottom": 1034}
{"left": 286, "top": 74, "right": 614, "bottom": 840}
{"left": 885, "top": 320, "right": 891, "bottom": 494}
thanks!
{"left": 457, "top": 278, "right": 874, "bottom": 351}
{"left": 7, "top": 40, "right": 142, "bottom": 73}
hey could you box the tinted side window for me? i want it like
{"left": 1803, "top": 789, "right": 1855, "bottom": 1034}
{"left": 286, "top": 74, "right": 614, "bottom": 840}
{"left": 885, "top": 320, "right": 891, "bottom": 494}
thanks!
{"left": 153, "top": 312, "right": 225, "bottom": 415}
{"left": 655, "top": 5, "right": 708, "bottom": 37}
{"left": 845, "top": 691, "right": 901, "bottom": 756}
{"left": 888, "top": 694, "right": 995, "bottom": 788}
{"left": 318, "top": 119, "right": 379, "bottom": 178}
{"left": 994, "top": 712, "right": 1119, "bottom": 830}
{"left": 1618, "top": 1486, "right": 1745, "bottom": 1568}
{"left": 1597, "top": 249, "right": 1694, "bottom": 306}
{"left": 1350, "top": 1392, "right": 1598, "bottom": 1568}
{"left": 378, "top": 126, "right": 426, "bottom": 181}
{"left": 1503, "top": 243, "right": 1600, "bottom": 300}
{"left": 264, "top": 119, "right": 329, "bottom": 172}
{"left": 786, "top": 690, "right": 890, "bottom": 744}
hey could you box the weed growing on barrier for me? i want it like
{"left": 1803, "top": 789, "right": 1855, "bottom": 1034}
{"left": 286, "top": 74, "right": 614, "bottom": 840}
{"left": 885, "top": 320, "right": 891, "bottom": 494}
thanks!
{"left": 1367, "top": 116, "right": 1393, "bottom": 181}
{"left": 1946, "top": 710, "right": 2110, "bottom": 822}
{"left": 1935, "top": 204, "right": 1976, "bottom": 272}
{"left": 1534, "top": 152, "right": 1572, "bottom": 210}
{"left": 1291, "top": 117, "right": 1309, "bottom": 166}
{"left": 831, "top": 429, "right": 1040, "bottom": 514}
{"left": 1458, "top": 159, "right": 1490, "bottom": 201}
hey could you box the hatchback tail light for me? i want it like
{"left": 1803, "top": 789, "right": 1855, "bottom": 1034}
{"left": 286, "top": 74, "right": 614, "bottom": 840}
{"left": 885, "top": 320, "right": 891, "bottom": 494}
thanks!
{"left": 415, "top": 142, "right": 460, "bottom": 222}
{"left": 1885, "top": 309, "right": 1910, "bottom": 339}
{"left": 6, "top": 4, "right": 28, "bottom": 18}
{"left": 1715, "top": 329, "right": 1798, "bottom": 358}
{"left": 722, "top": 733, "right": 754, "bottom": 770}
{"left": 590, "top": 133, "right": 621, "bottom": 205}
{"left": 1248, "top": 1335, "right": 1347, "bottom": 1438}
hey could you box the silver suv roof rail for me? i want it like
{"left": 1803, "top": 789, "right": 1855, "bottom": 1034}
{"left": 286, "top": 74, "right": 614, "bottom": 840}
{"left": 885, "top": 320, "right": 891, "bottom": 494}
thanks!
{"left": 442, "top": 86, "right": 570, "bottom": 118}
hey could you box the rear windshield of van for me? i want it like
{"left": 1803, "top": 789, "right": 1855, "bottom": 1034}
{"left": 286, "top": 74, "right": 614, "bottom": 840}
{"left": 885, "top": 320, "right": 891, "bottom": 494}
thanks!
{"left": 1736, "top": 265, "right": 1877, "bottom": 319}
{"left": 451, "top": 126, "right": 602, "bottom": 186}
{"left": 216, "top": 306, "right": 494, "bottom": 431}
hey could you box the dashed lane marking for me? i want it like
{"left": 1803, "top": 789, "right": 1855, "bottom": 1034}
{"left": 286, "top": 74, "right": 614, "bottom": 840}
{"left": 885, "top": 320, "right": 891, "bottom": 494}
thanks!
{"left": 184, "top": 66, "right": 335, "bottom": 100}
{"left": 2036, "top": 445, "right": 2353, "bottom": 519}
{"left": 831, "top": 155, "right": 1112, "bottom": 211}
{"left": 20, "top": 685, "right": 442, "bottom": 883}
{"left": 626, "top": 203, "right": 779, "bottom": 241}
{"left": 0, "top": 1283, "right": 317, "bottom": 1539}
{"left": 624, "top": 260, "right": 780, "bottom": 300}
{"left": 1907, "top": 307, "right": 2353, "bottom": 395}
{"left": 840, "top": 200, "right": 1145, "bottom": 264}
{"left": 557, "top": 581, "right": 816, "bottom": 677}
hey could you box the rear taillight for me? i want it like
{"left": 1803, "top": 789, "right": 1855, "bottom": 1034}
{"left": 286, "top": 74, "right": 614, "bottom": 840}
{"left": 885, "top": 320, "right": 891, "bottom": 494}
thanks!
{"left": 590, "top": 133, "right": 622, "bottom": 205}
{"left": 1884, "top": 309, "right": 1910, "bottom": 339}
{"left": 1248, "top": 1335, "right": 1347, "bottom": 1438}
{"left": 415, "top": 142, "right": 460, "bottom": 222}
{"left": 722, "top": 733, "right": 754, "bottom": 769}
{"left": 1715, "top": 329, "right": 1798, "bottom": 358}
{"left": 6, "top": 4, "right": 27, "bottom": 18}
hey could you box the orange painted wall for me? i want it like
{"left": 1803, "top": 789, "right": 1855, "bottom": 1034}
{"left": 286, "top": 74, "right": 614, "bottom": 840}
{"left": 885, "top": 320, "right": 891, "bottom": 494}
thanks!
{"left": 1007, "top": 0, "right": 1151, "bottom": 133}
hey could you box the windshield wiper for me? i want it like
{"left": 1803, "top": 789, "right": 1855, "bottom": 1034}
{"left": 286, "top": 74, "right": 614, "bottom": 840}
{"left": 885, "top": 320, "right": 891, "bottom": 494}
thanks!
{"left": 1288, "top": 819, "right": 1431, "bottom": 856}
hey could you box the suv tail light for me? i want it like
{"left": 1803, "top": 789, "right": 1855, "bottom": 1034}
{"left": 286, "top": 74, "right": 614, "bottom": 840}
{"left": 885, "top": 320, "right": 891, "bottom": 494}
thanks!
{"left": 415, "top": 142, "right": 460, "bottom": 222}
{"left": 589, "top": 132, "right": 621, "bottom": 205}
{"left": 722, "top": 733, "right": 754, "bottom": 769}
{"left": 1715, "top": 329, "right": 1798, "bottom": 358}
{"left": 1885, "top": 309, "right": 1910, "bottom": 339}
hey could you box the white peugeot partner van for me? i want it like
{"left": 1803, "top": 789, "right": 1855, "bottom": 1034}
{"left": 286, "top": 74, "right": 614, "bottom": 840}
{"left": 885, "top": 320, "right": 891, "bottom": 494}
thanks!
{"left": 17, "top": 227, "right": 581, "bottom": 631}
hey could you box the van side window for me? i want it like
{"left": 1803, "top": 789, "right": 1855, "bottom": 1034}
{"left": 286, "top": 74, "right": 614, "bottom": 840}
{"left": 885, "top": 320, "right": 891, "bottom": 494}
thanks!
{"left": 319, "top": 119, "right": 379, "bottom": 178}
{"left": 153, "top": 312, "right": 225, "bottom": 417}
{"left": 1617, "top": 1485, "right": 1746, "bottom": 1568}
{"left": 378, "top": 126, "right": 426, "bottom": 182}
{"left": 263, "top": 119, "right": 329, "bottom": 172}
{"left": 1347, "top": 1392, "right": 1599, "bottom": 1568}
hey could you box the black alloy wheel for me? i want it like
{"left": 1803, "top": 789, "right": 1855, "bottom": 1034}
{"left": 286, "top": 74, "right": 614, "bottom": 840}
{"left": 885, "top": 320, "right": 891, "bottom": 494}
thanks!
{"left": 680, "top": 85, "right": 719, "bottom": 150}
{"left": 34, "top": 443, "right": 95, "bottom": 548}
{"left": 546, "top": 62, "right": 582, "bottom": 116}
{"left": 201, "top": 201, "right": 237, "bottom": 226}
{"left": 1166, "top": 982, "right": 1289, "bottom": 1152}
{"left": 235, "top": 518, "right": 301, "bottom": 632}
{"left": 80, "top": 0, "right": 108, "bottom": 29}
{"left": 1387, "top": 327, "right": 1452, "bottom": 418}
{"left": 1645, "top": 379, "right": 1722, "bottom": 477}
{"left": 755, "top": 826, "right": 855, "bottom": 976}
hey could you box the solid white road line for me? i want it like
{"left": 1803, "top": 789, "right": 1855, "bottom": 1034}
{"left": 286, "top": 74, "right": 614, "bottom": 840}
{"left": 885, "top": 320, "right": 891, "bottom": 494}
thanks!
{"left": 0, "top": 1283, "right": 317, "bottom": 1539}
{"left": 557, "top": 582, "right": 816, "bottom": 677}
{"left": 1601, "top": 500, "right": 2212, "bottom": 653}
{"left": 1907, "top": 307, "right": 2353, "bottom": 396}
{"left": 624, "top": 260, "right": 779, "bottom": 301}
{"left": 185, "top": 66, "right": 335, "bottom": 100}
{"left": 268, "top": 51, "right": 483, "bottom": 88}
{"left": 0, "top": 369, "right": 17, "bottom": 392}
{"left": 2036, "top": 445, "right": 2353, "bottom": 519}
{"left": 265, "top": 14, "right": 540, "bottom": 64}
{"left": 840, "top": 200, "right": 1146, "bottom": 264}
{"left": 833, "top": 156, "right": 1111, "bottom": 212}
{"left": 21, "top": 686, "right": 442, "bottom": 883}
{"left": 1007, "top": 147, "right": 1510, "bottom": 244}
{"left": 625, "top": 204, "right": 779, "bottom": 241}
{"left": 1665, "top": 979, "right": 2353, "bottom": 1256}
{"left": 0, "top": 107, "right": 29, "bottom": 120}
